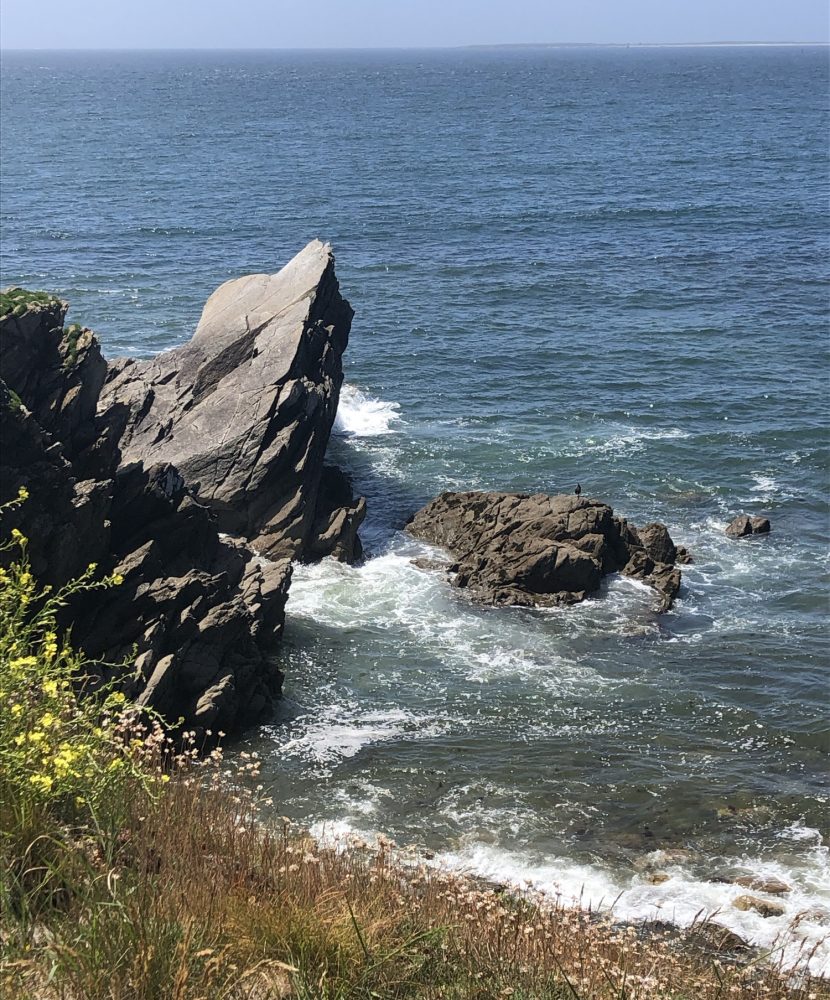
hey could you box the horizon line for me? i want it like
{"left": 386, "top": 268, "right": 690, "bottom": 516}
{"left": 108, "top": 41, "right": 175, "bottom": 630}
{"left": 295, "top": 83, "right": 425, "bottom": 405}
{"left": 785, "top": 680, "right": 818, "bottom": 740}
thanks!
{"left": 1, "top": 41, "right": 828, "bottom": 53}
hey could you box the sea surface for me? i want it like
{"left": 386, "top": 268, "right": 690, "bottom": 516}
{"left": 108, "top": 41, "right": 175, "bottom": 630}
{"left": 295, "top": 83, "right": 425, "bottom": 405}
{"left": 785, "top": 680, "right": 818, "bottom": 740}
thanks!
{"left": 2, "top": 46, "right": 829, "bottom": 973}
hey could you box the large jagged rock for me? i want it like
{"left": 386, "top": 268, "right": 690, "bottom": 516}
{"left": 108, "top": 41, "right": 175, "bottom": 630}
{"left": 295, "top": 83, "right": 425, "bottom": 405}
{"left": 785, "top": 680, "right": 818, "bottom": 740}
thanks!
{"left": 1, "top": 289, "right": 291, "bottom": 733}
{"left": 99, "top": 240, "right": 364, "bottom": 562}
{"left": 406, "top": 491, "right": 682, "bottom": 611}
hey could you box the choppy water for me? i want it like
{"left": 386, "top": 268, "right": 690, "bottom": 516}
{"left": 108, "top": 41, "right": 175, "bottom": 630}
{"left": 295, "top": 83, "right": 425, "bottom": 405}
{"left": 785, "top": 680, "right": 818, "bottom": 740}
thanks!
{"left": 2, "top": 46, "right": 829, "bottom": 972}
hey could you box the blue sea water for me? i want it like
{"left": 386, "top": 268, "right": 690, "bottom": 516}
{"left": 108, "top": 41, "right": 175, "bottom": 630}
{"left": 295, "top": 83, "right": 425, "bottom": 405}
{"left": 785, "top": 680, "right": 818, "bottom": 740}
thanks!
{"left": 1, "top": 46, "right": 829, "bottom": 970}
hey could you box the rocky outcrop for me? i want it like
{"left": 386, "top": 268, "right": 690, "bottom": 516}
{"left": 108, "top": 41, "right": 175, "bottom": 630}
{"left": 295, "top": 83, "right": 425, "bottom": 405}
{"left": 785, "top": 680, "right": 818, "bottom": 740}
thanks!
{"left": 0, "top": 241, "right": 360, "bottom": 733}
{"left": 99, "top": 240, "right": 364, "bottom": 562}
{"left": 0, "top": 297, "right": 290, "bottom": 733}
{"left": 406, "top": 491, "right": 683, "bottom": 611}
{"left": 725, "top": 514, "right": 771, "bottom": 539}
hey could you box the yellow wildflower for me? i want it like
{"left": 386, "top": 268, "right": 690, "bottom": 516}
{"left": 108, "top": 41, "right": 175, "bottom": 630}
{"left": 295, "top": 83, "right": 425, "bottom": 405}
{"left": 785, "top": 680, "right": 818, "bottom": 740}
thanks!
{"left": 28, "top": 730, "right": 45, "bottom": 744}
{"left": 42, "top": 679, "right": 58, "bottom": 696}
{"left": 112, "top": 573, "right": 124, "bottom": 586}
{"left": 40, "top": 712, "right": 56, "bottom": 729}
{"left": 29, "top": 774, "right": 53, "bottom": 792}
{"left": 10, "top": 656, "right": 36, "bottom": 671}
{"left": 11, "top": 703, "right": 23, "bottom": 717}
{"left": 17, "top": 486, "right": 29, "bottom": 500}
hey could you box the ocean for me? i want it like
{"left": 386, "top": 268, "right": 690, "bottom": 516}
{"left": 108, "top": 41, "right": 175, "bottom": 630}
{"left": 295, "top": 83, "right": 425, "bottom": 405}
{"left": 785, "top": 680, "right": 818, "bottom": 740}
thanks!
{"left": 1, "top": 45, "right": 828, "bottom": 973}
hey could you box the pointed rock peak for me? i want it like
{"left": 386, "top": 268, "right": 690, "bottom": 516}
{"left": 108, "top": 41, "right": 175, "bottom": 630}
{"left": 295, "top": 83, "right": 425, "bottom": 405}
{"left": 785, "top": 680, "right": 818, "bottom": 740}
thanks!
{"left": 193, "top": 240, "right": 336, "bottom": 349}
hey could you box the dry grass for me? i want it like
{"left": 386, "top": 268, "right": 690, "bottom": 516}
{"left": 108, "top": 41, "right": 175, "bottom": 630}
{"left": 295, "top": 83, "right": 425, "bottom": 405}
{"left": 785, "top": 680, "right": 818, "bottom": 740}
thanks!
{"left": 2, "top": 737, "right": 826, "bottom": 1000}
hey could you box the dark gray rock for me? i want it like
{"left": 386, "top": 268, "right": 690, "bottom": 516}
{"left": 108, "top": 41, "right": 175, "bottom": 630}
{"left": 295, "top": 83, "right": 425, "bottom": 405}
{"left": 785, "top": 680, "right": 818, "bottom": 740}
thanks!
{"left": 406, "top": 491, "right": 682, "bottom": 611}
{"left": 99, "top": 240, "right": 364, "bottom": 563}
{"left": 638, "top": 522, "right": 677, "bottom": 565}
{"left": 1, "top": 289, "right": 293, "bottom": 734}
{"left": 726, "top": 514, "right": 771, "bottom": 539}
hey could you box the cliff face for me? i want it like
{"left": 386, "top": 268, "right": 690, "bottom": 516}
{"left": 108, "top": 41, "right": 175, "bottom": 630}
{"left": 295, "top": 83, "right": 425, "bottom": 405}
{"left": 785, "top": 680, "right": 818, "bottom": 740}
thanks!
{"left": 0, "top": 242, "right": 364, "bottom": 733}
{"left": 100, "top": 240, "right": 364, "bottom": 562}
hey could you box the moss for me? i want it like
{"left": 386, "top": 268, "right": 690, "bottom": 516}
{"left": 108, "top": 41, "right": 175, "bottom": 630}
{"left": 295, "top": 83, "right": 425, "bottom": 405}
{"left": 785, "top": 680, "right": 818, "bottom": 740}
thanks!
{"left": 61, "top": 323, "right": 84, "bottom": 367}
{"left": 0, "top": 286, "right": 60, "bottom": 319}
{"left": 7, "top": 389, "right": 23, "bottom": 412}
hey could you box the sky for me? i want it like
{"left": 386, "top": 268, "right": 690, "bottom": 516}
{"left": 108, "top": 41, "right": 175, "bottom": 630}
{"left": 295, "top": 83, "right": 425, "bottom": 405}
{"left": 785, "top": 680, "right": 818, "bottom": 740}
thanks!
{"left": 0, "top": 0, "right": 828, "bottom": 50}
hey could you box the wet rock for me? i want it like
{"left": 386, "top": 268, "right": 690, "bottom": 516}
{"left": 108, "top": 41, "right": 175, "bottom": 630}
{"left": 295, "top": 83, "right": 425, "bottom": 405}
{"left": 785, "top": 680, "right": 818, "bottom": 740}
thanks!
{"left": 632, "top": 848, "right": 695, "bottom": 871}
{"left": 644, "top": 871, "right": 671, "bottom": 885}
{"left": 798, "top": 905, "right": 830, "bottom": 926}
{"left": 637, "top": 522, "right": 677, "bottom": 564}
{"left": 732, "top": 894, "right": 786, "bottom": 918}
{"left": 726, "top": 514, "right": 771, "bottom": 539}
{"left": 100, "top": 241, "right": 364, "bottom": 562}
{"left": 734, "top": 875, "right": 790, "bottom": 895}
{"left": 690, "top": 922, "right": 751, "bottom": 954}
{"left": 411, "top": 557, "right": 451, "bottom": 572}
{"left": 675, "top": 545, "right": 693, "bottom": 564}
{"left": 406, "top": 491, "right": 683, "bottom": 611}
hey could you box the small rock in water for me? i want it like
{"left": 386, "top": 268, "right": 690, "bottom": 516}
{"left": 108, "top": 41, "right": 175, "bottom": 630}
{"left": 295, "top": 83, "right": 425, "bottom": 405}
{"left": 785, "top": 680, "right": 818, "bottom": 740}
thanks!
{"left": 632, "top": 848, "right": 694, "bottom": 871}
{"left": 410, "top": 557, "right": 450, "bottom": 572}
{"left": 725, "top": 514, "right": 771, "bottom": 539}
{"left": 644, "top": 871, "right": 671, "bottom": 885}
{"left": 734, "top": 875, "right": 790, "bottom": 895}
{"left": 732, "top": 894, "right": 786, "bottom": 918}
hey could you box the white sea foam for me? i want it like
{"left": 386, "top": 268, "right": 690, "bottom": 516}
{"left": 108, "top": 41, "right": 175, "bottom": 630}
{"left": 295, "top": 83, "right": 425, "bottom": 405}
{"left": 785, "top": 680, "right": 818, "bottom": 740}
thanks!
{"left": 551, "top": 424, "right": 692, "bottom": 460}
{"left": 334, "top": 384, "right": 402, "bottom": 437}
{"left": 286, "top": 544, "right": 613, "bottom": 696}
{"left": 278, "top": 705, "right": 444, "bottom": 769}
{"left": 428, "top": 838, "right": 830, "bottom": 977}
{"left": 299, "top": 815, "right": 830, "bottom": 976}
{"left": 747, "top": 471, "right": 785, "bottom": 503}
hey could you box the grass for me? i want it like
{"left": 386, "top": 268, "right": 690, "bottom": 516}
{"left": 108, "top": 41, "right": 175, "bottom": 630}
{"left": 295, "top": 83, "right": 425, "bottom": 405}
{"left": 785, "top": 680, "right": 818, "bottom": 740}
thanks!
{"left": 0, "top": 491, "right": 827, "bottom": 999}
{"left": 0, "top": 287, "right": 60, "bottom": 319}
{"left": 0, "top": 287, "right": 87, "bottom": 367}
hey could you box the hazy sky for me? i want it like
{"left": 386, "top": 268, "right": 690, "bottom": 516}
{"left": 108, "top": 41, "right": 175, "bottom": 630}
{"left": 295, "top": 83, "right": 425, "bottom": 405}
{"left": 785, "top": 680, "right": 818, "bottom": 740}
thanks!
{"left": 1, "top": 0, "right": 828, "bottom": 50}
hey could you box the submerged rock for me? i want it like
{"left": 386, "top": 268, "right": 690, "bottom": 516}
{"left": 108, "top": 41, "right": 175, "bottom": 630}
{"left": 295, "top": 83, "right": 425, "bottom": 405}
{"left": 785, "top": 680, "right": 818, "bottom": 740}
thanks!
{"left": 725, "top": 514, "right": 771, "bottom": 539}
{"left": 734, "top": 875, "right": 791, "bottom": 895}
{"left": 100, "top": 240, "right": 364, "bottom": 563}
{"left": 406, "top": 491, "right": 683, "bottom": 611}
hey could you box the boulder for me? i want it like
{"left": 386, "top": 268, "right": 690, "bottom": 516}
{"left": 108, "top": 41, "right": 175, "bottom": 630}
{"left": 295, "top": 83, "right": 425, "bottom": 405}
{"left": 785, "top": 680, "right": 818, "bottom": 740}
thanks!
{"left": 734, "top": 875, "right": 790, "bottom": 895}
{"left": 726, "top": 515, "right": 771, "bottom": 539}
{"left": 406, "top": 491, "right": 682, "bottom": 610}
{"left": 689, "top": 922, "right": 751, "bottom": 955}
{"left": 99, "top": 240, "right": 364, "bottom": 562}
{"left": 732, "top": 894, "right": 786, "bottom": 918}
{"left": 638, "top": 522, "right": 677, "bottom": 564}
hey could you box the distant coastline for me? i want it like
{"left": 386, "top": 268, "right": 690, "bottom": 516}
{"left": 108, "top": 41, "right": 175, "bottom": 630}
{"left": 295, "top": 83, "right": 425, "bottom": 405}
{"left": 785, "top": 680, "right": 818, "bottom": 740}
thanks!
{"left": 0, "top": 41, "right": 828, "bottom": 53}
{"left": 463, "top": 41, "right": 828, "bottom": 49}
